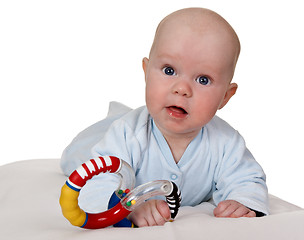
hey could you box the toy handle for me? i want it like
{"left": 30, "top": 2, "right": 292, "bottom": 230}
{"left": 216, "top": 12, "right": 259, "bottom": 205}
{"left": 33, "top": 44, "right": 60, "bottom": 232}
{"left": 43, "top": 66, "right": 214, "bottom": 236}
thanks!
{"left": 109, "top": 180, "right": 181, "bottom": 227}
{"left": 121, "top": 180, "right": 181, "bottom": 218}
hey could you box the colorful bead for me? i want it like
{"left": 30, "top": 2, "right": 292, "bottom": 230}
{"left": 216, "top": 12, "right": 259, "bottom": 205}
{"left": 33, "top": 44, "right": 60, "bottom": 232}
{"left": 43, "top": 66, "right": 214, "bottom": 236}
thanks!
{"left": 125, "top": 189, "right": 130, "bottom": 194}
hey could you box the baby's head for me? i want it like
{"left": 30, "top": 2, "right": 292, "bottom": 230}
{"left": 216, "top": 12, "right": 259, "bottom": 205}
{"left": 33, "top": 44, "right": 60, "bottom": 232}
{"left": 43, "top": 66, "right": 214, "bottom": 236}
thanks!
{"left": 143, "top": 8, "right": 240, "bottom": 138}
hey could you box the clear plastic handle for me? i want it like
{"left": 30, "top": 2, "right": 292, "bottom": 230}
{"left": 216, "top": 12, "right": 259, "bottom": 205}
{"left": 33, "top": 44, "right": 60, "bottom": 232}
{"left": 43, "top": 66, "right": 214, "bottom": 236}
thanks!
{"left": 121, "top": 180, "right": 181, "bottom": 219}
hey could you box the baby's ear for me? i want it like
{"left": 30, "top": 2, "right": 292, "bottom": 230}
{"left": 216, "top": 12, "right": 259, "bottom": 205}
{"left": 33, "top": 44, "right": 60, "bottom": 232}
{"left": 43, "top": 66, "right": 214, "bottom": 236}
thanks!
{"left": 142, "top": 57, "right": 149, "bottom": 79}
{"left": 218, "top": 83, "right": 238, "bottom": 109}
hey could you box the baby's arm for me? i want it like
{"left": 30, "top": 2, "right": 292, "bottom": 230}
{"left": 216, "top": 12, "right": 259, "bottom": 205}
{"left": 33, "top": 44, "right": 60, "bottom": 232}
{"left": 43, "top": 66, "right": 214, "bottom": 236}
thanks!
{"left": 212, "top": 129, "right": 269, "bottom": 216}
{"left": 214, "top": 200, "right": 256, "bottom": 218}
{"left": 128, "top": 199, "right": 171, "bottom": 227}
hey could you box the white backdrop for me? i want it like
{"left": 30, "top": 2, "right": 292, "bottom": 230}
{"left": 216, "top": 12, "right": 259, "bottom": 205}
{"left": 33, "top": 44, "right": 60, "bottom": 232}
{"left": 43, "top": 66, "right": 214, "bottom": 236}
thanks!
{"left": 1, "top": 0, "right": 303, "bottom": 208}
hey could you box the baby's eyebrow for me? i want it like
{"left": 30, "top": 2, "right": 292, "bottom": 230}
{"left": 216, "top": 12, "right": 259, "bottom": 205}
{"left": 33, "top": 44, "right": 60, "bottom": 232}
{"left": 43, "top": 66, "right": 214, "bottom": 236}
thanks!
{"left": 155, "top": 53, "right": 175, "bottom": 60}
{"left": 156, "top": 52, "right": 183, "bottom": 59}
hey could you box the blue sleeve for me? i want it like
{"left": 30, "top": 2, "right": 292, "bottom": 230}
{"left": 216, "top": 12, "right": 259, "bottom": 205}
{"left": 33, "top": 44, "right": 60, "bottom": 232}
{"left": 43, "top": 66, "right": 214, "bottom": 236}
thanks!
{"left": 60, "top": 101, "right": 133, "bottom": 176}
{"left": 60, "top": 113, "right": 125, "bottom": 176}
{"left": 213, "top": 131, "right": 269, "bottom": 215}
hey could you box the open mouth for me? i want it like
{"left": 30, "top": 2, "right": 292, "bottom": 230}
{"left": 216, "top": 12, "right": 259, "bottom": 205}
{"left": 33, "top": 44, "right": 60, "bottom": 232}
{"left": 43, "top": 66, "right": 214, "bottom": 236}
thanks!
{"left": 166, "top": 106, "right": 188, "bottom": 118}
{"left": 168, "top": 106, "right": 187, "bottom": 114}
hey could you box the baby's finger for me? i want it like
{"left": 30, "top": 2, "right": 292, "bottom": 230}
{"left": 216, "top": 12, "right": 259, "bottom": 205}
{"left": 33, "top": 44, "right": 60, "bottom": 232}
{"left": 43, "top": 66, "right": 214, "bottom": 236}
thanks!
{"left": 151, "top": 208, "right": 166, "bottom": 226}
{"left": 213, "top": 201, "right": 229, "bottom": 216}
{"left": 156, "top": 200, "right": 171, "bottom": 221}
{"left": 130, "top": 213, "right": 149, "bottom": 227}
{"left": 230, "top": 206, "right": 252, "bottom": 218}
{"left": 149, "top": 200, "right": 170, "bottom": 225}
{"left": 219, "top": 205, "right": 238, "bottom": 217}
{"left": 243, "top": 210, "right": 256, "bottom": 218}
{"left": 214, "top": 201, "right": 236, "bottom": 217}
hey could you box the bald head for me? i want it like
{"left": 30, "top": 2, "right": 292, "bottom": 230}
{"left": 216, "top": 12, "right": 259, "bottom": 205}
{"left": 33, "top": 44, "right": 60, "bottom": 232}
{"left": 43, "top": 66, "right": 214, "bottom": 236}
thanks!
{"left": 143, "top": 8, "right": 240, "bottom": 136}
{"left": 149, "top": 8, "right": 240, "bottom": 70}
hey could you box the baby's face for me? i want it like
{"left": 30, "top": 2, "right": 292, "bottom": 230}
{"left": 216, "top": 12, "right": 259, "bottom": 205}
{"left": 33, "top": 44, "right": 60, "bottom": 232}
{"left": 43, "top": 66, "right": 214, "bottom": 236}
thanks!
{"left": 144, "top": 15, "right": 238, "bottom": 138}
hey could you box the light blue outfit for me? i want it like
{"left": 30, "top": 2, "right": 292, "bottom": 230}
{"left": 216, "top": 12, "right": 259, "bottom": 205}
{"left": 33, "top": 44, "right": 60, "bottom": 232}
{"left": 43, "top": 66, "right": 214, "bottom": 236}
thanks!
{"left": 61, "top": 102, "right": 269, "bottom": 214}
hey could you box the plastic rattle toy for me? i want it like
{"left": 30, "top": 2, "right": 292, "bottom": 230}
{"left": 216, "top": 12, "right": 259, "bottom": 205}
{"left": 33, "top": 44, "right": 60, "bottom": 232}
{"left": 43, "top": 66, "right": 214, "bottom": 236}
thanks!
{"left": 59, "top": 156, "right": 181, "bottom": 229}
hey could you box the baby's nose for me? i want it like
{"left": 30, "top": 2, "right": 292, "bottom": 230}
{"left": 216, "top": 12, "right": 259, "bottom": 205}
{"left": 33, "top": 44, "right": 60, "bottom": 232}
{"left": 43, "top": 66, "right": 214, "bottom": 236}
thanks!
{"left": 171, "top": 80, "right": 192, "bottom": 97}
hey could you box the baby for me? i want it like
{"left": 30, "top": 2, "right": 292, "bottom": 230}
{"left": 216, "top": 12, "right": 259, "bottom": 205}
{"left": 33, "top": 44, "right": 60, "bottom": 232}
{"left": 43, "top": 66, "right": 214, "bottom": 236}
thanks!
{"left": 61, "top": 8, "right": 269, "bottom": 227}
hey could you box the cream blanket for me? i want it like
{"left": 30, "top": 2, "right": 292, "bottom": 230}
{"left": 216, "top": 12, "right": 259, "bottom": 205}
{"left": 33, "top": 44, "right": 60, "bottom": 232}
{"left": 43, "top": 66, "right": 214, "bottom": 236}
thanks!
{"left": 0, "top": 159, "right": 303, "bottom": 239}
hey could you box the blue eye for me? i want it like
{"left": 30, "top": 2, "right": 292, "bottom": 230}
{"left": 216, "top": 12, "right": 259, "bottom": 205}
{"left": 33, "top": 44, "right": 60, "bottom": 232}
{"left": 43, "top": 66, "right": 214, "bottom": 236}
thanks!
{"left": 163, "top": 66, "right": 176, "bottom": 76}
{"left": 196, "top": 76, "right": 210, "bottom": 85}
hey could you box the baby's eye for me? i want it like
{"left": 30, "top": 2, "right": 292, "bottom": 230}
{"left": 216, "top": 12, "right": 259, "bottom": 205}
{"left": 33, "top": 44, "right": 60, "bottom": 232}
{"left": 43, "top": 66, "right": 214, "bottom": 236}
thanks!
{"left": 196, "top": 76, "right": 211, "bottom": 86}
{"left": 162, "top": 66, "right": 176, "bottom": 76}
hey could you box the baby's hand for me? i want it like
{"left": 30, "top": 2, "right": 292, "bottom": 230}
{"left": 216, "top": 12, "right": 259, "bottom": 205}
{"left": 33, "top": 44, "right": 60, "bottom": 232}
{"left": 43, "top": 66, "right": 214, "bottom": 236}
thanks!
{"left": 213, "top": 200, "right": 256, "bottom": 218}
{"left": 127, "top": 199, "right": 171, "bottom": 227}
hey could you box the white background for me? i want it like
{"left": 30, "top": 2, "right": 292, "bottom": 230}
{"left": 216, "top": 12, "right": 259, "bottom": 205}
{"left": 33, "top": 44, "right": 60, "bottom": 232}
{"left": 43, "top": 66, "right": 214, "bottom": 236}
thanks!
{"left": 1, "top": 0, "right": 303, "bottom": 208}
